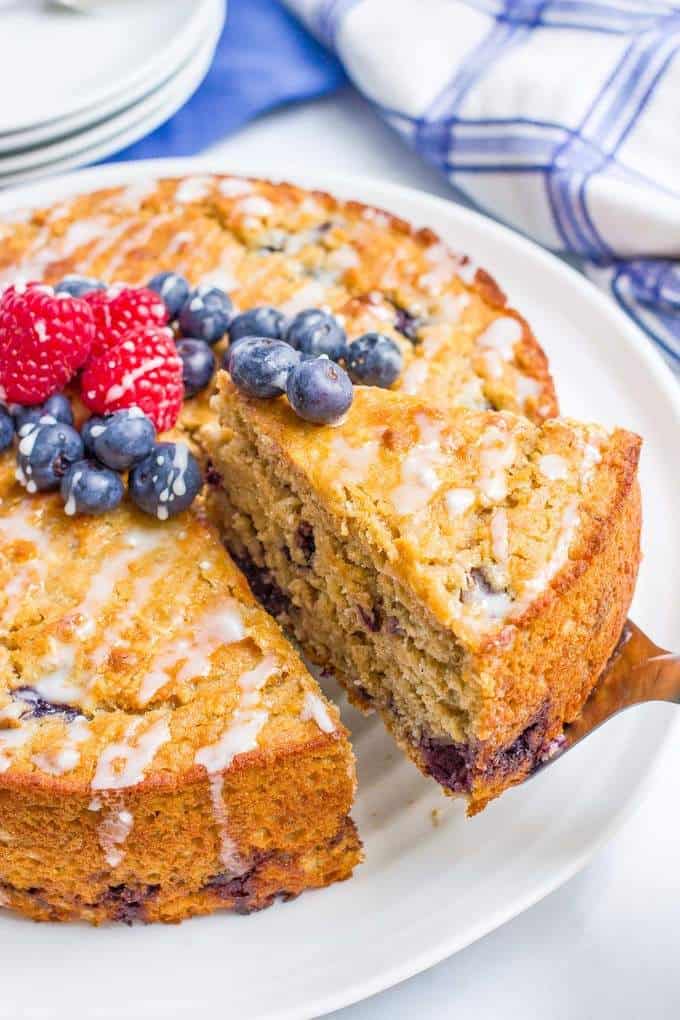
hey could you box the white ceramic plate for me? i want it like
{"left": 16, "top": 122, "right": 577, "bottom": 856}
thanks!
{"left": 0, "top": 160, "right": 677, "bottom": 1020}
{"left": 0, "top": 4, "right": 224, "bottom": 187}
{"left": 0, "top": 0, "right": 222, "bottom": 155}
{"left": 0, "top": 0, "right": 214, "bottom": 135}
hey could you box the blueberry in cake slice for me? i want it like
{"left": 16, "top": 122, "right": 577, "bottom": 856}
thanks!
{"left": 202, "top": 379, "right": 641, "bottom": 813}
{"left": 0, "top": 453, "right": 359, "bottom": 923}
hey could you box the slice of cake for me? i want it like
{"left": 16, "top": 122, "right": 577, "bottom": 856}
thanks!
{"left": 0, "top": 174, "right": 557, "bottom": 427}
{"left": 202, "top": 378, "right": 641, "bottom": 813}
{"left": 0, "top": 457, "right": 360, "bottom": 924}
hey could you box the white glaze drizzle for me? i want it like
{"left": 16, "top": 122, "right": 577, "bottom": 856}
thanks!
{"left": 0, "top": 505, "right": 52, "bottom": 623}
{"left": 194, "top": 656, "right": 277, "bottom": 774}
{"left": 331, "top": 437, "right": 379, "bottom": 485}
{"left": 195, "top": 656, "right": 278, "bottom": 874}
{"left": 237, "top": 195, "right": 273, "bottom": 218}
{"left": 0, "top": 723, "right": 36, "bottom": 773}
{"left": 445, "top": 488, "right": 475, "bottom": 517}
{"left": 91, "top": 715, "right": 170, "bottom": 790}
{"left": 205, "top": 775, "right": 245, "bottom": 873}
{"left": 300, "top": 691, "right": 335, "bottom": 734}
{"left": 515, "top": 373, "right": 542, "bottom": 405}
{"left": 279, "top": 280, "right": 327, "bottom": 316}
{"left": 218, "top": 177, "right": 253, "bottom": 198}
{"left": 391, "top": 414, "right": 446, "bottom": 516}
{"left": 138, "top": 603, "right": 245, "bottom": 706}
{"left": 31, "top": 717, "right": 91, "bottom": 777}
{"left": 399, "top": 358, "right": 429, "bottom": 395}
{"left": 519, "top": 499, "right": 580, "bottom": 605}
{"left": 476, "top": 317, "right": 522, "bottom": 360}
{"left": 538, "top": 453, "right": 568, "bottom": 481}
{"left": 478, "top": 426, "right": 517, "bottom": 504}
{"left": 116, "top": 178, "right": 158, "bottom": 210}
{"left": 175, "top": 176, "right": 214, "bottom": 203}
{"left": 89, "top": 558, "right": 168, "bottom": 670}
{"left": 97, "top": 807, "right": 134, "bottom": 867}
{"left": 103, "top": 355, "right": 167, "bottom": 404}
{"left": 328, "top": 245, "right": 359, "bottom": 270}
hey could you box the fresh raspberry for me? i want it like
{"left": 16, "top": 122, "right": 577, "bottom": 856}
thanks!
{"left": 80, "top": 324, "right": 183, "bottom": 432}
{"left": 85, "top": 285, "right": 169, "bottom": 360}
{"left": 0, "top": 283, "right": 95, "bottom": 405}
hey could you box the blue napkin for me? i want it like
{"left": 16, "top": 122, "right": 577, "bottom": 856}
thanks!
{"left": 108, "top": 0, "right": 344, "bottom": 162}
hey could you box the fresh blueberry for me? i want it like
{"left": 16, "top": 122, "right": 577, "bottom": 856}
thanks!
{"left": 285, "top": 308, "right": 347, "bottom": 361}
{"left": 177, "top": 338, "right": 216, "bottom": 398}
{"left": 148, "top": 271, "right": 190, "bottom": 319}
{"left": 55, "top": 274, "right": 105, "bottom": 298}
{"left": 226, "top": 337, "right": 300, "bottom": 399}
{"left": 286, "top": 358, "right": 353, "bottom": 425}
{"left": 178, "top": 285, "right": 233, "bottom": 344}
{"left": 81, "top": 415, "right": 104, "bottom": 455}
{"left": 87, "top": 408, "right": 156, "bottom": 471}
{"left": 13, "top": 393, "right": 74, "bottom": 430}
{"left": 60, "top": 459, "right": 124, "bottom": 516}
{"left": 128, "top": 441, "right": 203, "bottom": 521}
{"left": 0, "top": 406, "right": 14, "bottom": 451}
{"left": 228, "top": 306, "right": 287, "bottom": 346}
{"left": 346, "top": 333, "right": 403, "bottom": 388}
{"left": 16, "top": 421, "right": 84, "bottom": 492}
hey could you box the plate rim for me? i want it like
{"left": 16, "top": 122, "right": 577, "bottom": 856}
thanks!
{"left": 0, "top": 159, "right": 677, "bottom": 1020}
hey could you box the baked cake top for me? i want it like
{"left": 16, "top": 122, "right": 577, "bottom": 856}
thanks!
{"left": 0, "top": 174, "right": 557, "bottom": 424}
{"left": 0, "top": 456, "right": 343, "bottom": 790}
{"left": 211, "top": 377, "right": 640, "bottom": 649}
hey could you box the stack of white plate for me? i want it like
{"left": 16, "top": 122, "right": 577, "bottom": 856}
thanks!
{"left": 0, "top": 0, "right": 225, "bottom": 187}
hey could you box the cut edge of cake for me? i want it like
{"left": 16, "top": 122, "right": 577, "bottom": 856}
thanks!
{"left": 201, "top": 376, "right": 641, "bottom": 813}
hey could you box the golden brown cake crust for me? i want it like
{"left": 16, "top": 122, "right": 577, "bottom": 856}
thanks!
{"left": 0, "top": 173, "right": 557, "bottom": 425}
{"left": 0, "top": 458, "right": 360, "bottom": 924}
{"left": 203, "top": 379, "right": 641, "bottom": 813}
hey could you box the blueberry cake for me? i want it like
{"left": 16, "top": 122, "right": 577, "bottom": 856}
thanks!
{"left": 0, "top": 456, "right": 359, "bottom": 923}
{"left": 202, "top": 380, "right": 641, "bottom": 813}
{"left": 0, "top": 173, "right": 638, "bottom": 924}
{"left": 0, "top": 174, "right": 557, "bottom": 427}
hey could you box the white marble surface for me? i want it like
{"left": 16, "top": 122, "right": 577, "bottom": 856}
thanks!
{"left": 208, "top": 87, "right": 680, "bottom": 1020}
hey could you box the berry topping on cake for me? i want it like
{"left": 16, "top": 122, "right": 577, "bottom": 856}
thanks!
{"left": 147, "top": 271, "right": 190, "bottom": 318}
{"left": 228, "top": 306, "right": 287, "bottom": 345}
{"left": 285, "top": 308, "right": 347, "bottom": 361}
{"left": 177, "top": 338, "right": 216, "bottom": 397}
{"left": 178, "top": 285, "right": 233, "bottom": 345}
{"left": 80, "top": 324, "right": 183, "bottom": 432}
{"left": 227, "top": 337, "right": 300, "bottom": 399}
{"left": 0, "top": 405, "right": 14, "bottom": 451}
{"left": 55, "top": 274, "right": 105, "bottom": 298}
{"left": 346, "top": 332, "right": 403, "bottom": 388}
{"left": 85, "top": 407, "right": 156, "bottom": 471}
{"left": 15, "top": 419, "right": 84, "bottom": 492}
{"left": 61, "top": 458, "right": 125, "bottom": 516}
{"left": 85, "top": 285, "right": 169, "bottom": 360}
{"left": 128, "top": 441, "right": 202, "bottom": 520}
{"left": 14, "top": 393, "right": 74, "bottom": 429}
{"left": 0, "top": 283, "right": 95, "bottom": 404}
{"left": 286, "top": 358, "right": 354, "bottom": 425}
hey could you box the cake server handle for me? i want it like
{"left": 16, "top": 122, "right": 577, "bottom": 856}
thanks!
{"left": 534, "top": 620, "right": 679, "bottom": 773}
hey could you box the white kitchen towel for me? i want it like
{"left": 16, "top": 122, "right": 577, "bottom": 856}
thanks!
{"left": 286, "top": 0, "right": 680, "bottom": 371}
